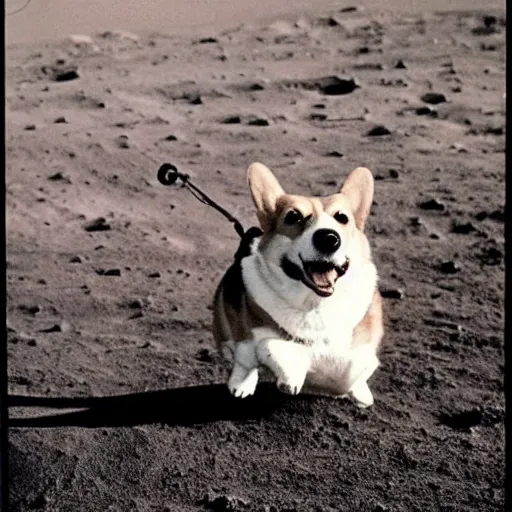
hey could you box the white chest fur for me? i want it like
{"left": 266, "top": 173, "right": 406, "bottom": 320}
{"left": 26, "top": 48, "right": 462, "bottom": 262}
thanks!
{"left": 241, "top": 250, "right": 378, "bottom": 350}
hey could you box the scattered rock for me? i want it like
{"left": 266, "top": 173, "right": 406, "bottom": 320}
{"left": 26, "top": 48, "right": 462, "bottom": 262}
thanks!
{"left": 201, "top": 492, "right": 250, "bottom": 512}
{"left": 148, "top": 272, "right": 161, "bottom": 278}
{"left": 48, "top": 172, "right": 71, "bottom": 183}
{"left": 478, "top": 246, "right": 503, "bottom": 266}
{"left": 475, "top": 208, "right": 504, "bottom": 223}
{"left": 24, "top": 124, "right": 36, "bottom": 131}
{"left": 39, "top": 321, "right": 71, "bottom": 333}
{"left": 440, "top": 405, "right": 504, "bottom": 430}
{"left": 340, "top": 6, "right": 358, "bottom": 12}
{"left": 483, "top": 125, "right": 504, "bottom": 136}
{"left": 451, "top": 221, "right": 477, "bottom": 234}
{"left": 318, "top": 76, "right": 359, "bottom": 95}
{"left": 97, "top": 268, "right": 122, "bottom": 276}
{"left": 309, "top": 113, "right": 328, "bottom": 121}
{"left": 69, "top": 255, "right": 83, "bottom": 263}
{"left": 247, "top": 117, "right": 269, "bottom": 126}
{"left": 197, "top": 37, "right": 218, "bottom": 44}
{"left": 129, "top": 311, "right": 144, "bottom": 320}
{"left": 451, "top": 142, "right": 468, "bottom": 153}
{"left": 84, "top": 217, "right": 111, "bottom": 232}
{"left": 164, "top": 134, "right": 178, "bottom": 141}
{"left": 395, "top": 60, "right": 407, "bottom": 69}
{"left": 480, "top": 43, "right": 497, "bottom": 52}
{"left": 438, "top": 261, "right": 461, "bottom": 274}
{"left": 353, "top": 62, "right": 384, "bottom": 71}
{"left": 379, "top": 78, "right": 408, "bottom": 87}
{"left": 317, "top": 16, "right": 341, "bottom": 27}
{"left": 128, "top": 299, "right": 144, "bottom": 309}
{"left": 366, "top": 124, "right": 392, "bottom": 136}
{"left": 483, "top": 15, "right": 498, "bottom": 27}
{"left": 472, "top": 18, "right": 500, "bottom": 35}
{"left": 222, "top": 115, "right": 242, "bottom": 124}
{"left": 389, "top": 169, "right": 399, "bottom": 178}
{"left": 196, "top": 348, "right": 214, "bottom": 362}
{"left": 11, "top": 375, "right": 32, "bottom": 386}
{"left": 421, "top": 92, "right": 447, "bottom": 105}
{"left": 379, "top": 287, "right": 405, "bottom": 299}
{"left": 42, "top": 63, "right": 80, "bottom": 82}
{"left": 116, "top": 135, "right": 130, "bottom": 149}
{"left": 54, "top": 116, "right": 67, "bottom": 123}
{"left": 18, "top": 304, "right": 41, "bottom": 315}
{"left": 418, "top": 198, "right": 445, "bottom": 211}
{"left": 416, "top": 106, "right": 438, "bottom": 117}
{"left": 187, "top": 94, "right": 203, "bottom": 105}
{"left": 325, "top": 150, "right": 344, "bottom": 158}
{"left": 39, "top": 324, "right": 62, "bottom": 333}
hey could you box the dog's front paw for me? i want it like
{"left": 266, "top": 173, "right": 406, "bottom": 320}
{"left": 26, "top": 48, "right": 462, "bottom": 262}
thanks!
{"left": 228, "top": 368, "right": 259, "bottom": 399}
{"left": 349, "top": 380, "right": 374, "bottom": 408}
{"left": 276, "top": 372, "right": 306, "bottom": 395}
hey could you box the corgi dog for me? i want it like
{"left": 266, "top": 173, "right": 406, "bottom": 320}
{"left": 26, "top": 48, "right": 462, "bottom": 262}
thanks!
{"left": 213, "top": 163, "right": 383, "bottom": 407}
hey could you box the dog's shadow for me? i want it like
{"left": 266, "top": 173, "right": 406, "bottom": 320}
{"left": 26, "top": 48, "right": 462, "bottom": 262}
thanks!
{"left": 8, "top": 383, "right": 314, "bottom": 428}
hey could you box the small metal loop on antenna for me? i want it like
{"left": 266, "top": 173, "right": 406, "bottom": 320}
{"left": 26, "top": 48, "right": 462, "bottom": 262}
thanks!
{"left": 157, "top": 163, "right": 181, "bottom": 186}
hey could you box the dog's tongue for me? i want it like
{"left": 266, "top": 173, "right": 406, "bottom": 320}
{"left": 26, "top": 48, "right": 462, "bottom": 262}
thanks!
{"left": 310, "top": 268, "right": 338, "bottom": 289}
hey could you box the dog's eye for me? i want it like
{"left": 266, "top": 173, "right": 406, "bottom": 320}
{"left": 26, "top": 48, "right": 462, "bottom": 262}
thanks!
{"left": 334, "top": 212, "right": 349, "bottom": 224}
{"left": 284, "top": 209, "right": 303, "bottom": 225}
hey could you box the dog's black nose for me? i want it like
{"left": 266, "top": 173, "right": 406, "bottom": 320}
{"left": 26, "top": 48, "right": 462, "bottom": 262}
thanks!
{"left": 312, "top": 229, "right": 341, "bottom": 254}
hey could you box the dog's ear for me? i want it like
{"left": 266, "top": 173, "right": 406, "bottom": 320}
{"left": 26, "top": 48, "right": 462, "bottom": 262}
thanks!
{"left": 340, "top": 167, "right": 374, "bottom": 232}
{"left": 247, "top": 162, "right": 285, "bottom": 231}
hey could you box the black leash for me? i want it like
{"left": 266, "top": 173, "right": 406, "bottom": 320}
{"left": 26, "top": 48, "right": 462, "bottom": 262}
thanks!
{"left": 157, "top": 163, "right": 262, "bottom": 259}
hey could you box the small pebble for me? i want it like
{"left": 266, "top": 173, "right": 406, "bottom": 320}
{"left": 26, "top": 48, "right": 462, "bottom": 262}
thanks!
{"left": 98, "top": 268, "right": 121, "bottom": 276}
{"left": 84, "top": 217, "right": 111, "bottom": 232}
{"left": 222, "top": 116, "right": 241, "bottom": 124}
{"left": 451, "top": 221, "right": 477, "bottom": 234}
{"left": 418, "top": 198, "right": 445, "bottom": 211}
{"left": 19, "top": 304, "right": 41, "bottom": 315}
{"left": 416, "top": 106, "right": 438, "bottom": 117}
{"left": 366, "top": 124, "right": 392, "bottom": 136}
{"left": 129, "top": 299, "right": 144, "bottom": 309}
{"left": 187, "top": 94, "right": 202, "bottom": 105}
{"left": 421, "top": 92, "right": 447, "bottom": 105}
{"left": 247, "top": 117, "right": 270, "bottom": 126}
{"left": 379, "top": 287, "right": 405, "bottom": 299}
{"left": 438, "top": 261, "right": 461, "bottom": 274}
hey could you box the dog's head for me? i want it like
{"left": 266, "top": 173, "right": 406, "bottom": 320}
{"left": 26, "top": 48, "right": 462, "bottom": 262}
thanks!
{"left": 248, "top": 162, "right": 374, "bottom": 298}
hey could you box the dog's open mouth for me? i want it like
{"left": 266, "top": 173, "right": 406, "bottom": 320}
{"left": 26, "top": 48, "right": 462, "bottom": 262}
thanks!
{"left": 300, "top": 256, "right": 350, "bottom": 297}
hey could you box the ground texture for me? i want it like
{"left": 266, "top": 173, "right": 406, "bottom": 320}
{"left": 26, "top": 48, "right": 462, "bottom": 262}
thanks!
{"left": 6, "top": 5, "right": 505, "bottom": 512}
